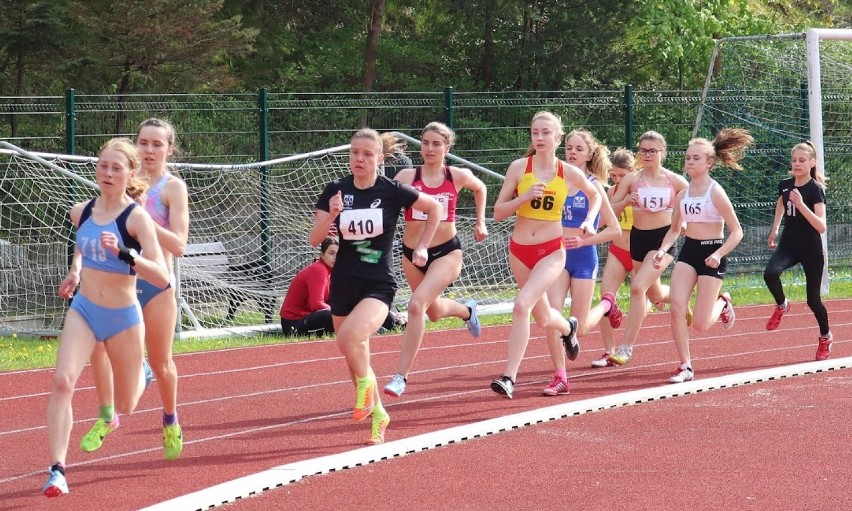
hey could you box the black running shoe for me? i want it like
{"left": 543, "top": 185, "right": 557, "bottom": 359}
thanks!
{"left": 562, "top": 317, "right": 580, "bottom": 361}
{"left": 490, "top": 376, "right": 515, "bottom": 399}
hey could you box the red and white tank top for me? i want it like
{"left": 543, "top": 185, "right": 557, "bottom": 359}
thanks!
{"left": 404, "top": 166, "right": 458, "bottom": 222}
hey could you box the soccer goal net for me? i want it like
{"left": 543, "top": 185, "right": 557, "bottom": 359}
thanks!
{"left": 692, "top": 29, "right": 852, "bottom": 287}
{"left": 0, "top": 140, "right": 513, "bottom": 337}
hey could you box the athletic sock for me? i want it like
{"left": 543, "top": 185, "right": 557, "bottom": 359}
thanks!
{"left": 50, "top": 463, "right": 65, "bottom": 476}
{"left": 163, "top": 412, "right": 178, "bottom": 427}
{"left": 372, "top": 402, "right": 386, "bottom": 418}
{"left": 555, "top": 369, "right": 567, "bottom": 380}
{"left": 99, "top": 404, "right": 115, "bottom": 423}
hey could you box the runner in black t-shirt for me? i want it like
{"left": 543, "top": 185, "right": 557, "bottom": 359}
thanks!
{"left": 763, "top": 141, "right": 831, "bottom": 360}
{"left": 309, "top": 128, "right": 441, "bottom": 445}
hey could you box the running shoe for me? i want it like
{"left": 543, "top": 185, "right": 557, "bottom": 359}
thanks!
{"left": 668, "top": 365, "right": 694, "bottom": 383}
{"left": 608, "top": 344, "right": 633, "bottom": 366}
{"left": 815, "top": 333, "right": 833, "bottom": 361}
{"left": 366, "top": 409, "right": 390, "bottom": 445}
{"left": 42, "top": 467, "right": 68, "bottom": 498}
{"left": 766, "top": 301, "right": 790, "bottom": 331}
{"left": 562, "top": 317, "right": 580, "bottom": 361}
{"left": 719, "top": 292, "right": 735, "bottom": 330}
{"left": 541, "top": 376, "right": 569, "bottom": 396}
{"left": 591, "top": 352, "right": 614, "bottom": 368}
{"left": 353, "top": 374, "right": 377, "bottom": 421}
{"left": 143, "top": 358, "right": 154, "bottom": 389}
{"left": 464, "top": 298, "right": 482, "bottom": 338}
{"left": 80, "top": 416, "right": 120, "bottom": 453}
{"left": 602, "top": 292, "right": 622, "bottom": 329}
{"left": 163, "top": 423, "right": 183, "bottom": 461}
{"left": 490, "top": 376, "right": 515, "bottom": 399}
{"left": 383, "top": 373, "right": 407, "bottom": 398}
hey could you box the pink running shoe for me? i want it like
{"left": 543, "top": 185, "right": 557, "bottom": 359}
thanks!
{"left": 815, "top": 333, "right": 832, "bottom": 361}
{"left": 719, "top": 292, "right": 735, "bottom": 330}
{"left": 602, "top": 292, "right": 622, "bottom": 329}
{"left": 766, "top": 301, "right": 790, "bottom": 331}
{"left": 541, "top": 377, "right": 569, "bottom": 396}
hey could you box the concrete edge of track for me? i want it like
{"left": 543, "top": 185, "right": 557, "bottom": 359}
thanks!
{"left": 141, "top": 356, "right": 852, "bottom": 511}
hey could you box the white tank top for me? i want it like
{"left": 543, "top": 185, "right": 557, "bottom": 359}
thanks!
{"left": 681, "top": 181, "right": 723, "bottom": 223}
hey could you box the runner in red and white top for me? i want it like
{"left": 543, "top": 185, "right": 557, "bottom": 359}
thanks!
{"left": 384, "top": 122, "right": 489, "bottom": 399}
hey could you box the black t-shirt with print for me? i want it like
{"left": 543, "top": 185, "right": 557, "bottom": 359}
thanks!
{"left": 316, "top": 174, "right": 419, "bottom": 282}
{"left": 778, "top": 177, "right": 826, "bottom": 249}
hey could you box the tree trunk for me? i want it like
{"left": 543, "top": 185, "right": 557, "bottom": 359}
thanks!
{"left": 11, "top": 49, "right": 24, "bottom": 138}
{"left": 115, "top": 62, "right": 132, "bottom": 134}
{"left": 362, "top": 0, "right": 387, "bottom": 93}
{"left": 481, "top": 0, "right": 496, "bottom": 88}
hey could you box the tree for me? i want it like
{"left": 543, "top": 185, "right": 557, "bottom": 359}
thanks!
{"left": 66, "top": 0, "right": 258, "bottom": 94}
{"left": 625, "top": 0, "right": 777, "bottom": 88}
{"left": 0, "top": 1, "right": 67, "bottom": 135}
{"left": 363, "top": 0, "right": 389, "bottom": 92}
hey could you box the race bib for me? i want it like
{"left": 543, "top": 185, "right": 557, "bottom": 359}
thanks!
{"left": 340, "top": 208, "right": 385, "bottom": 241}
{"left": 681, "top": 197, "right": 704, "bottom": 217}
{"left": 411, "top": 195, "right": 449, "bottom": 221}
{"left": 637, "top": 187, "right": 670, "bottom": 212}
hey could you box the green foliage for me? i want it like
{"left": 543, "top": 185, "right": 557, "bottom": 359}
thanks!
{"left": 65, "top": 0, "right": 258, "bottom": 94}
{"left": 0, "top": 0, "right": 848, "bottom": 94}
{"left": 0, "top": 0, "right": 68, "bottom": 104}
{"left": 625, "top": 0, "right": 777, "bottom": 88}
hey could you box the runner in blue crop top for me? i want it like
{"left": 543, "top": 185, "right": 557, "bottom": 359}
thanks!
{"left": 45, "top": 138, "right": 170, "bottom": 499}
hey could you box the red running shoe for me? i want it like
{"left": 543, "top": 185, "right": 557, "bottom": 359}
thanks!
{"left": 815, "top": 333, "right": 832, "bottom": 361}
{"left": 602, "top": 292, "right": 623, "bottom": 329}
{"left": 766, "top": 301, "right": 790, "bottom": 331}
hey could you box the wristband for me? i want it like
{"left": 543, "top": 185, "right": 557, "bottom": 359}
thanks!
{"left": 118, "top": 247, "right": 138, "bottom": 267}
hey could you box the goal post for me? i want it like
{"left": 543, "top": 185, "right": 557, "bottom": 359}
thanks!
{"left": 0, "top": 140, "right": 512, "bottom": 338}
{"left": 693, "top": 29, "right": 852, "bottom": 292}
{"left": 805, "top": 28, "right": 852, "bottom": 179}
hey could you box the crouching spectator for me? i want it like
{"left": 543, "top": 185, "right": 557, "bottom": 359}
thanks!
{"left": 279, "top": 237, "right": 406, "bottom": 337}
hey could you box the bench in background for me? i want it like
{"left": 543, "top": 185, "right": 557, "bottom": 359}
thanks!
{"left": 179, "top": 242, "right": 277, "bottom": 324}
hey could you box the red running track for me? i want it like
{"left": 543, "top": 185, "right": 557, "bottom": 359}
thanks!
{"left": 0, "top": 299, "right": 850, "bottom": 510}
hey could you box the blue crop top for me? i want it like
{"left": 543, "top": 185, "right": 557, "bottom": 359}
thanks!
{"left": 76, "top": 199, "right": 141, "bottom": 275}
{"left": 562, "top": 175, "right": 600, "bottom": 230}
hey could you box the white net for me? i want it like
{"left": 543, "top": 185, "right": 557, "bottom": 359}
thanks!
{"left": 0, "top": 141, "right": 514, "bottom": 337}
{"left": 692, "top": 31, "right": 852, "bottom": 286}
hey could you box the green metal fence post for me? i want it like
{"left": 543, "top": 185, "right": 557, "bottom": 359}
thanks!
{"left": 444, "top": 86, "right": 455, "bottom": 129}
{"left": 65, "top": 89, "right": 76, "bottom": 155}
{"left": 64, "top": 88, "right": 77, "bottom": 273}
{"left": 624, "top": 84, "right": 633, "bottom": 148}
{"left": 259, "top": 88, "right": 271, "bottom": 265}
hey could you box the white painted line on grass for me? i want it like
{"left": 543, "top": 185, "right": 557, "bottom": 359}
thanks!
{"left": 141, "top": 356, "right": 852, "bottom": 511}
